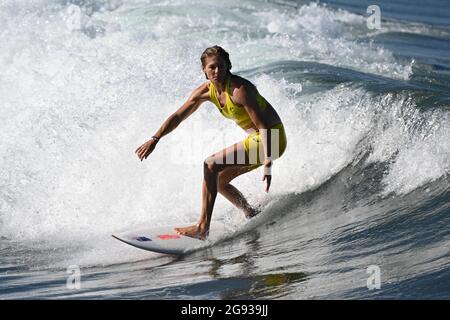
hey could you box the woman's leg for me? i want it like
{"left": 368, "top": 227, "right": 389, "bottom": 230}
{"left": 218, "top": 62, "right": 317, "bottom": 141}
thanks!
{"left": 175, "top": 141, "right": 256, "bottom": 239}
{"left": 217, "top": 165, "right": 261, "bottom": 218}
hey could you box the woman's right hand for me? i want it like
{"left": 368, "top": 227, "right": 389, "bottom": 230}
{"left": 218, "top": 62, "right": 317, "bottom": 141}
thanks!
{"left": 135, "top": 138, "right": 158, "bottom": 161}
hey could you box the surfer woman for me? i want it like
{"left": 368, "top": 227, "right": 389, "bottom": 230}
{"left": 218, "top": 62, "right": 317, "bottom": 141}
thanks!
{"left": 135, "top": 46, "right": 287, "bottom": 239}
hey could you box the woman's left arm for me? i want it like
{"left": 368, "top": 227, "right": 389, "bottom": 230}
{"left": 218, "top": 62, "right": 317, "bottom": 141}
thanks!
{"left": 234, "top": 84, "right": 273, "bottom": 192}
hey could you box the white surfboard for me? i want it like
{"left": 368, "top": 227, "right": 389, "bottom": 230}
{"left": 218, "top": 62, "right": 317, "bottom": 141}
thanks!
{"left": 112, "top": 222, "right": 232, "bottom": 255}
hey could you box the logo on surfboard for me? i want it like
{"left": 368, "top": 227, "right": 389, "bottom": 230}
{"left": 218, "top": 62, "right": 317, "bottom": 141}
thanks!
{"left": 133, "top": 236, "right": 152, "bottom": 242}
{"left": 157, "top": 234, "right": 181, "bottom": 240}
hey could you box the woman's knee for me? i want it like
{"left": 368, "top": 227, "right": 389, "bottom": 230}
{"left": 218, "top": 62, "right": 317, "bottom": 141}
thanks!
{"left": 204, "top": 157, "right": 221, "bottom": 174}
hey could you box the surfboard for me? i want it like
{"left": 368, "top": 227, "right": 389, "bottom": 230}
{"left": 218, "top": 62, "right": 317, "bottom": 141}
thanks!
{"left": 112, "top": 222, "right": 232, "bottom": 255}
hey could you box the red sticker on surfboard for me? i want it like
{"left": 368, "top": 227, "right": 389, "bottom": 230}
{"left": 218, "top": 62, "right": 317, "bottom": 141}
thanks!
{"left": 157, "top": 234, "right": 181, "bottom": 240}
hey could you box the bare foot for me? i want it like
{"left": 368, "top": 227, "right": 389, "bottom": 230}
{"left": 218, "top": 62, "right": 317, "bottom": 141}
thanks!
{"left": 175, "top": 224, "right": 209, "bottom": 240}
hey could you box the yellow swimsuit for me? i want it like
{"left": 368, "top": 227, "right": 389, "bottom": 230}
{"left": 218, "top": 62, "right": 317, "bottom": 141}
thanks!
{"left": 209, "top": 76, "right": 287, "bottom": 167}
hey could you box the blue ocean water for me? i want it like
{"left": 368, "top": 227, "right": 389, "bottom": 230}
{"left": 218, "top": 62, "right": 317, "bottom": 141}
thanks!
{"left": 1, "top": 0, "right": 450, "bottom": 299}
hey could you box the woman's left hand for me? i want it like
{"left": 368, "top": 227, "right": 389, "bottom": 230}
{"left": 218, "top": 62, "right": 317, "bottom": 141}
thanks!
{"left": 262, "top": 158, "right": 272, "bottom": 192}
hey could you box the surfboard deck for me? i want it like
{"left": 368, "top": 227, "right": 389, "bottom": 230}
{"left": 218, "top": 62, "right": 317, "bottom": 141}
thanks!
{"left": 112, "top": 222, "right": 231, "bottom": 255}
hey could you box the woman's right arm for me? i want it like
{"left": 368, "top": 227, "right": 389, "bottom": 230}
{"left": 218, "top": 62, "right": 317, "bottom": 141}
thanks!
{"left": 135, "top": 82, "right": 210, "bottom": 161}
{"left": 153, "top": 83, "right": 209, "bottom": 140}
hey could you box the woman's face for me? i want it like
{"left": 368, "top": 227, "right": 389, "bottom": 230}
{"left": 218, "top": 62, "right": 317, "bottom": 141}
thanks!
{"left": 203, "top": 55, "right": 228, "bottom": 83}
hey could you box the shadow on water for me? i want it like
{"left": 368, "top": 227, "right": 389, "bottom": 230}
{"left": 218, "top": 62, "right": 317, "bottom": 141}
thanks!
{"left": 145, "top": 231, "right": 310, "bottom": 299}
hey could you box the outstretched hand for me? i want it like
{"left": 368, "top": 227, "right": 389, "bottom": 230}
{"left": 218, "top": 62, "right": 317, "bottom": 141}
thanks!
{"left": 262, "top": 159, "right": 272, "bottom": 192}
{"left": 135, "top": 139, "right": 158, "bottom": 161}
